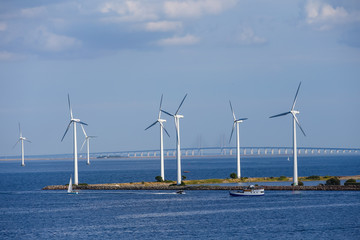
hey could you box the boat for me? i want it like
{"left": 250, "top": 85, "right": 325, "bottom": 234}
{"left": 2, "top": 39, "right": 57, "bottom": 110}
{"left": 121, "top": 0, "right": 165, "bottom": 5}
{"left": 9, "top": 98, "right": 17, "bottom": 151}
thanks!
{"left": 229, "top": 185, "right": 264, "bottom": 196}
{"left": 176, "top": 190, "right": 186, "bottom": 194}
{"left": 67, "top": 176, "right": 79, "bottom": 194}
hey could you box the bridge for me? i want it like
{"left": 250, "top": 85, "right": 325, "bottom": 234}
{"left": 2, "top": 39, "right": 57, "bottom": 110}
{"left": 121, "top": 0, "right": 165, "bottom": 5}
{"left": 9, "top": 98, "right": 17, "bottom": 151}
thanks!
{"left": 94, "top": 146, "right": 360, "bottom": 159}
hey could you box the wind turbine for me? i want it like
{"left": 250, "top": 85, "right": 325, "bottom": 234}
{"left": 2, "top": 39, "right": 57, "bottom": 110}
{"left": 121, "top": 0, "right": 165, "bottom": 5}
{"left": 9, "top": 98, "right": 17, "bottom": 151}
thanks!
{"left": 61, "top": 94, "right": 87, "bottom": 185}
{"left": 80, "top": 124, "right": 97, "bottom": 165}
{"left": 145, "top": 94, "right": 170, "bottom": 181}
{"left": 161, "top": 94, "right": 187, "bottom": 185}
{"left": 13, "top": 123, "right": 31, "bottom": 167}
{"left": 269, "top": 82, "right": 306, "bottom": 186}
{"left": 229, "top": 101, "right": 248, "bottom": 178}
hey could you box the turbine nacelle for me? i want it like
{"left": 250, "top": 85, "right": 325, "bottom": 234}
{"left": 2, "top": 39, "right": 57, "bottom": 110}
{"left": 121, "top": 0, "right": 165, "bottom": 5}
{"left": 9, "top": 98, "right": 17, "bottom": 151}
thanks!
{"left": 291, "top": 110, "right": 300, "bottom": 115}
{"left": 158, "top": 119, "right": 166, "bottom": 123}
{"left": 175, "top": 114, "right": 184, "bottom": 119}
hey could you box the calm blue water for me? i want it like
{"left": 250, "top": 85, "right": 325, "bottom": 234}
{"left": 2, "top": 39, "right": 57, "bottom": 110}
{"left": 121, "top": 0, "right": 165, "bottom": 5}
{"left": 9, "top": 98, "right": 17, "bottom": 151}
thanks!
{"left": 1, "top": 155, "right": 359, "bottom": 239}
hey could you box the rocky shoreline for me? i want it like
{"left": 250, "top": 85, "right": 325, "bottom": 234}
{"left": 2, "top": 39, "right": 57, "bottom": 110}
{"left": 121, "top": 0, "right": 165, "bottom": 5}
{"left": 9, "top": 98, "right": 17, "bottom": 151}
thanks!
{"left": 43, "top": 184, "right": 360, "bottom": 191}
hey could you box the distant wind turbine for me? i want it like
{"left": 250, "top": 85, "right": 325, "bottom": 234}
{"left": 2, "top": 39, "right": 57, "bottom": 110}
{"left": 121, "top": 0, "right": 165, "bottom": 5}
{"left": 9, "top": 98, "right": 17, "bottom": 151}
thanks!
{"left": 229, "top": 101, "right": 248, "bottom": 178}
{"left": 269, "top": 82, "right": 306, "bottom": 186}
{"left": 161, "top": 94, "right": 187, "bottom": 185}
{"left": 61, "top": 94, "right": 88, "bottom": 185}
{"left": 13, "top": 123, "right": 31, "bottom": 167}
{"left": 145, "top": 94, "right": 170, "bottom": 181}
{"left": 80, "top": 124, "right": 97, "bottom": 165}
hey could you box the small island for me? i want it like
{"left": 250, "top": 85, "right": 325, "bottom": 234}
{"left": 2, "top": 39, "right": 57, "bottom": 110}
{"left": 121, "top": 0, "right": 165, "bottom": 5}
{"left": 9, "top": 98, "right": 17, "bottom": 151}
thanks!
{"left": 43, "top": 175, "right": 360, "bottom": 191}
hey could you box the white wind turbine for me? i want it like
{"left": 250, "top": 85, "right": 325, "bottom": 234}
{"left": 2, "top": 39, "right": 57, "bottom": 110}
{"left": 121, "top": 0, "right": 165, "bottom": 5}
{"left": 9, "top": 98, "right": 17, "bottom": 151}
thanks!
{"left": 80, "top": 124, "right": 97, "bottom": 165}
{"left": 145, "top": 94, "right": 170, "bottom": 181}
{"left": 229, "top": 101, "right": 248, "bottom": 178}
{"left": 61, "top": 94, "right": 88, "bottom": 185}
{"left": 13, "top": 123, "right": 31, "bottom": 167}
{"left": 161, "top": 94, "right": 187, "bottom": 185}
{"left": 269, "top": 82, "right": 306, "bottom": 186}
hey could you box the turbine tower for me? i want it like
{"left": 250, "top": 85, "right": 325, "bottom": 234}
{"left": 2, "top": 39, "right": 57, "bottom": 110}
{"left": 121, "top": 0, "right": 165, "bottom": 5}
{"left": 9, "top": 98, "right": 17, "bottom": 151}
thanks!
{"left": 14, "top": 123, "right": 31, "bottom": 167}
{"left": 229, "top": 101, "right": 248, "bottom": 178}
{"left": 61, "top": 94, "right": 87, "bottom": 185}
{"left": 161, "top": 94, "right": 187, "bottom": 185}
{"left": 269, "top": 82, "right": 306, "bottom": 186}
{"left": 145, "top": 94, "right": 170, "bottom": 181}
{"left": 80, "top": 124, "right": 97, "bottom": 165}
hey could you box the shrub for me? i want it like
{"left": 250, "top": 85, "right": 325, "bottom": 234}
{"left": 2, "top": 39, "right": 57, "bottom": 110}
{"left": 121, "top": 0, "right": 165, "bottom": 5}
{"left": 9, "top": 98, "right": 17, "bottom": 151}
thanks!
{"left": 155, "top": 176, "right": 163, "bottom": 182}
{"left": 278, "top": 176, "right": 288, "bottom": 181}
{"left": 141, "top": 181, "right": 145, "bottom": 184}
{"left": 230, "top": 173, "right": 237, "bottom": 179}
{"left": 326, "top": 177, "right": 340, "bottom": 186}
{"left": 344, "top": 179, "right": 358, "bottom": 186}
{"left": 345, "top": 179, "right": 356, "bottom": 183}
{"left": 182, "top": 175, "right": 187, "bottom": 180}
{"left": 306, "top": 175, "right": 321, "bottom": 180}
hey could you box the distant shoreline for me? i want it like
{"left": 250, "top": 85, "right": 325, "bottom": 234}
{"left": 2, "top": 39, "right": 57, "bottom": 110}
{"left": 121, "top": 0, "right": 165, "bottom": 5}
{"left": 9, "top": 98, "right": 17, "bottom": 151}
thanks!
{"left": 43, "top": 175, "right": 360, "bottom": 191}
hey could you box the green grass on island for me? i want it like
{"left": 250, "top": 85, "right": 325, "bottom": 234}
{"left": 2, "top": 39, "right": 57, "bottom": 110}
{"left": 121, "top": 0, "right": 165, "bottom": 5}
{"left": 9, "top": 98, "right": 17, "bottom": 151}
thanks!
{"left": 89, "top": 175, "right": 360, "bottom": 187}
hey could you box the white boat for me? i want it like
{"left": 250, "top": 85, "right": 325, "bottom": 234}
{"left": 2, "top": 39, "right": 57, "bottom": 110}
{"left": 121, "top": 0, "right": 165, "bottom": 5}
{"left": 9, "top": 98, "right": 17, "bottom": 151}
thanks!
{"left": 229, "top": 185, "right": 264, "bottom": 196}
{"left": 67, "top": 176, "right": 78, "bottom": 194}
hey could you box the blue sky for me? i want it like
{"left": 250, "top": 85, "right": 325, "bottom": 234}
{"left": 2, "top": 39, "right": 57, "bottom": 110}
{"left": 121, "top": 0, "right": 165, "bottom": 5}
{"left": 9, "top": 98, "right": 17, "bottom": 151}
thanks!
{"left": 0, "top": 0, "right": 359, "bottom": 156}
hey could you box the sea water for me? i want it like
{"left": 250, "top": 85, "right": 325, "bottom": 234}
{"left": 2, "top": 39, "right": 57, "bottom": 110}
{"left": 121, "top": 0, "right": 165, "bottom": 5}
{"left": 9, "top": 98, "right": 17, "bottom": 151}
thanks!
{"left": 0, "top": 155, "right": 359, "bottom": 239}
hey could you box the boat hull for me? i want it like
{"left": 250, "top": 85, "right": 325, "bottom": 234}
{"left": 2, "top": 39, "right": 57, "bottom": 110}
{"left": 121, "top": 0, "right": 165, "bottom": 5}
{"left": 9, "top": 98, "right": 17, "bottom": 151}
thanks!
{"left": 229, "top": 189, "right": 264, "bottom": 196}
{"left": 67, "top": 191, "right": 79, "bottom": 194}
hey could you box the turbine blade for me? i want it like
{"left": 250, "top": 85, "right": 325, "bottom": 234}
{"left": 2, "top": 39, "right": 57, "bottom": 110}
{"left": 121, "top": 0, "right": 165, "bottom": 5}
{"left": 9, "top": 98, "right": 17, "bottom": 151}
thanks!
{"left": 78, "top": 121, "right": 88, "bottom": 126}
{"left": 229, "top": 101, "right": 236, "bottom": 121}
{"left": 80, "top": 139, "right": 87, "bottom": 151}
{"left": 88, "top": 136, "right": 97, "bottom": 138}
{"left": 269, "top": 111, "right": 291, "bottom": 118}
{"left": 229, "top": 123, "right": 235, "bottom": 144}
{"left": 175, "top": 94, "right": 188, "bottom": 115}
{"left": 61, "top": 122, "right": 72, "bottom": 142}
{"left": 25, "top": 139, "right": 32, "bottom": 143}
{"left": 161, "top": 109, "right": 174, "bottom": 117}
{"left": 68, "top": 94, "right": 73, "bottom": 119}
{"left": 13, "top": 139, "right": 20, "bottom": 149}
{"left": 236, "top": 118, "right": 248, "bottom": 122}
{"left": 158, "top": 94, "right": 163, "bottom": 119}
{"left": 291, "top": 82, "right": 302, "bottom": 110}
{"left": 160, "top": 122, "right": 170, "bottom": 138}
{"left": 294, "top": 115, "right": 306, "bottom": 137}
{"left": 80, "top": 124, "right": 87, "bottom": 137}
{"left": 145, "top": 121, "right": 158, "bottom": 131}
{"left": 18, "top": 123, "right": 22, "bottom": 138}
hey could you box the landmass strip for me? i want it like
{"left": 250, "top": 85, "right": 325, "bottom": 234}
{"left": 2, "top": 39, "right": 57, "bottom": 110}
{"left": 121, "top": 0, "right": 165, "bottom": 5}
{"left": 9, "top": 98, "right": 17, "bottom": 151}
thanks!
{"left": 43, "top": 175, "right": 360, "bottom": 191}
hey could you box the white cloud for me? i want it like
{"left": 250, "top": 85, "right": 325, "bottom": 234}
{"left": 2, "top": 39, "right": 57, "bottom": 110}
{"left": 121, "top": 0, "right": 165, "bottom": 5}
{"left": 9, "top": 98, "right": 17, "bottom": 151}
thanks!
{"left": 30, "top": 27, "right": 82, "bottom": 52}
{"left": 145, "top": 21, "right": 182, "bottom": 31}
{"left": 0, "top": 51, "right": 23, "bottom": 61}
{"left": 237, "top": 27, "right": 266, "bottom": 45}
{"left": 100, "top": 1, "right": 158, "bottom": 22}
{"left": 305, "top": 0, "right": 360, "bottom": 30}
{"left": 157, "top": 34, "right": 200, "bottom": 46}
{"left": 0, "top": 22, "right": 7, "bottom": 31}
{"left": 20, "top": 6, "right": 46, "bottom": 18}
{"left": 164, "top": 0, "right": 237, "bottom": 18}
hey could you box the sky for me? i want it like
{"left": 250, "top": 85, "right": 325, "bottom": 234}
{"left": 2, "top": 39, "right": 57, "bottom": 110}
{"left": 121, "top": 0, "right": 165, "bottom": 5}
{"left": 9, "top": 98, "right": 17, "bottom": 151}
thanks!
{"left": 0, "top": 0, "right": 359, "bottom": 156}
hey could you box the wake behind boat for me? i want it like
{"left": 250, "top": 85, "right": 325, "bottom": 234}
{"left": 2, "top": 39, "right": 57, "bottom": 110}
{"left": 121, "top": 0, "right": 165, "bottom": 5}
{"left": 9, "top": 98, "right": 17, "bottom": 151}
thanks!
{"left": 229, "top": 185, "right": 264, "bottom": 196}
{"left": 67, "top": 176, "right": 79, "bottom": 195}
